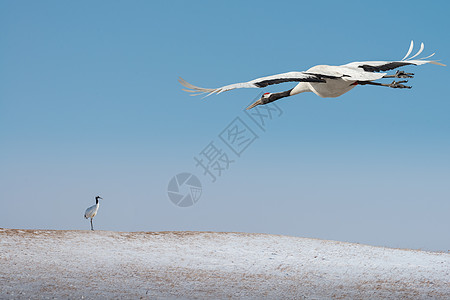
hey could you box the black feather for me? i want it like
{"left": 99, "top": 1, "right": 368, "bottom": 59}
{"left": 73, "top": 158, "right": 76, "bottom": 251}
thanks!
{"left": 359, "top": 62, "right": 414, "bottom": 72}
{"left": 254, "top": 76, "right": 325, "bottom": 88}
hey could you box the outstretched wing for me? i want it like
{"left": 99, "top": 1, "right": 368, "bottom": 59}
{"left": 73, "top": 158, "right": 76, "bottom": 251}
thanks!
{"left": 342, "top": 41, "right": 445, "bottom": 73}
{"left": 179, "top": 71, "right": 330, "bottom": 97}
{"left": 343, "top": 60, "right": 444, "bottom": 73}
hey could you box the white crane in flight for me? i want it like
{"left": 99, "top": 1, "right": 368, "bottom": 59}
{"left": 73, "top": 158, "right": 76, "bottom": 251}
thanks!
{"left": 179, "top": 41, "right": 445, "bottom": 110}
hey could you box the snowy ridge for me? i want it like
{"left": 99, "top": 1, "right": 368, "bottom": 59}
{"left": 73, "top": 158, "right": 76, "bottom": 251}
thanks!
{"left": 0, "top": 229, "right": 449, "bottom": 299}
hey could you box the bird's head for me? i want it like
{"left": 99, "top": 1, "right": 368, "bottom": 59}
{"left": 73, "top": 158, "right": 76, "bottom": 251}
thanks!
{"left": 96, "top": 196, "right": 103, "bottom": 200}
{"left": 261, "top": 92, "right": 272, "bottom": 104}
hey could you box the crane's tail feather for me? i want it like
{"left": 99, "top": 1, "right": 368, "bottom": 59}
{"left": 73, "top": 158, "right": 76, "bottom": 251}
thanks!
{"left": 401, "top": 40, "right": 414, "bottom": 61}
{"left": 401, "top": 41, "right": 446, "bottom": 67}
{"left": 420, "top": 52, "right": 435, "bottom": 60}
{"left": 401, "top": 41, "right": 445, "bottom": 66}
{"left": 407, "top": 42, "right": 424, "bottom": 60}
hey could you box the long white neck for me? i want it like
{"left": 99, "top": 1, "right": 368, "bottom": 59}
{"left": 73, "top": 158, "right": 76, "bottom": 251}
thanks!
{"left": 290, "top": 82, "right": 312, "bottom": 96}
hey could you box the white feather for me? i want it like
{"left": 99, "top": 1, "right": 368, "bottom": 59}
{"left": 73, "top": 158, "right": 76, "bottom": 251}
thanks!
{"left": 84, "top": 203, "right": 99, "bottom": 219}
{"left": 401, "top": 40, "right": 414, "bottom": 61}
{"left": 419, "top": 52, "right": 435, "bottom": 60}
{"left": 407, "top": 42, "right": 425, "bottom": 60}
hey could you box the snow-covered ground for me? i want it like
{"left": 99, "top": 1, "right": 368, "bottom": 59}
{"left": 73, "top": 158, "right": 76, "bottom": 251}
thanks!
{"left": 0, "top": 228, "right": 449, "bottom": 299}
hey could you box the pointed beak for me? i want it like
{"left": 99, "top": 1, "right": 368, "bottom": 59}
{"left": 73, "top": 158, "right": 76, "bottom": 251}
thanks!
{"left": 246, "top": 98, "right": 263, "bottom": 110}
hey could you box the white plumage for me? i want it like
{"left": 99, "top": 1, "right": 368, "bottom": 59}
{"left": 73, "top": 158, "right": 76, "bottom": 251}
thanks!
{"left": 179, "top": 41, "right": 445, "bottom": 110}
{"left": 84, "top": 203, "right": 99, "bottom": 219}
{"left": 84, "top": 196, "right": 103, "bottom": 231}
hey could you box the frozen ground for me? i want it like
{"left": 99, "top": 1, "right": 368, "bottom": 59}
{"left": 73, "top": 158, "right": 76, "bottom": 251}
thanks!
{"left": 0, "top": 228, "right": 449, "bottom": 299}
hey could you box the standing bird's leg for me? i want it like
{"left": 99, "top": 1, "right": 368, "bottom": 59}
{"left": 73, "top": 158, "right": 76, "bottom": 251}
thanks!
{"left": 90, "top": 218, "right": 94, "bottom": 231}
{"left": 383, "top": 70, "right": 414, "bottom": 79}
{"left": 356, "top": 80, "right": 412, "bottom": 89}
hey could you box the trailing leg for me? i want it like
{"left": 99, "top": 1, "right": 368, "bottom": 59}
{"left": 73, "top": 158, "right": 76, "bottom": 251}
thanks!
{"left": 383, "top": 70, "right": 414, "bottom": 79}
{"left": 357, "top": 80, "right": 412, "bottom": 89}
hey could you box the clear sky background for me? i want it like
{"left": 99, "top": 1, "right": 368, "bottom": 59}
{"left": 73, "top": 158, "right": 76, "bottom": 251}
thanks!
{"left": 1, "top": 1, "right": 449, "bottom": 251}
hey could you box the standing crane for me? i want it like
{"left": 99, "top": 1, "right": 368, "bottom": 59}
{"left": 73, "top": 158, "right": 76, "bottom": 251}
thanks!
{"left": 84, "top": 196, "right": 103, "bottom": 231}
{"left": 179, "top": 41, "right": 445, "bottom": 110}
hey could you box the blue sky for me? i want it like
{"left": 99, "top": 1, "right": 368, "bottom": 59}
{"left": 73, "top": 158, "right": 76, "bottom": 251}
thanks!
{"left": 1, "top": 1, "right": 449, "bottom": 251}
